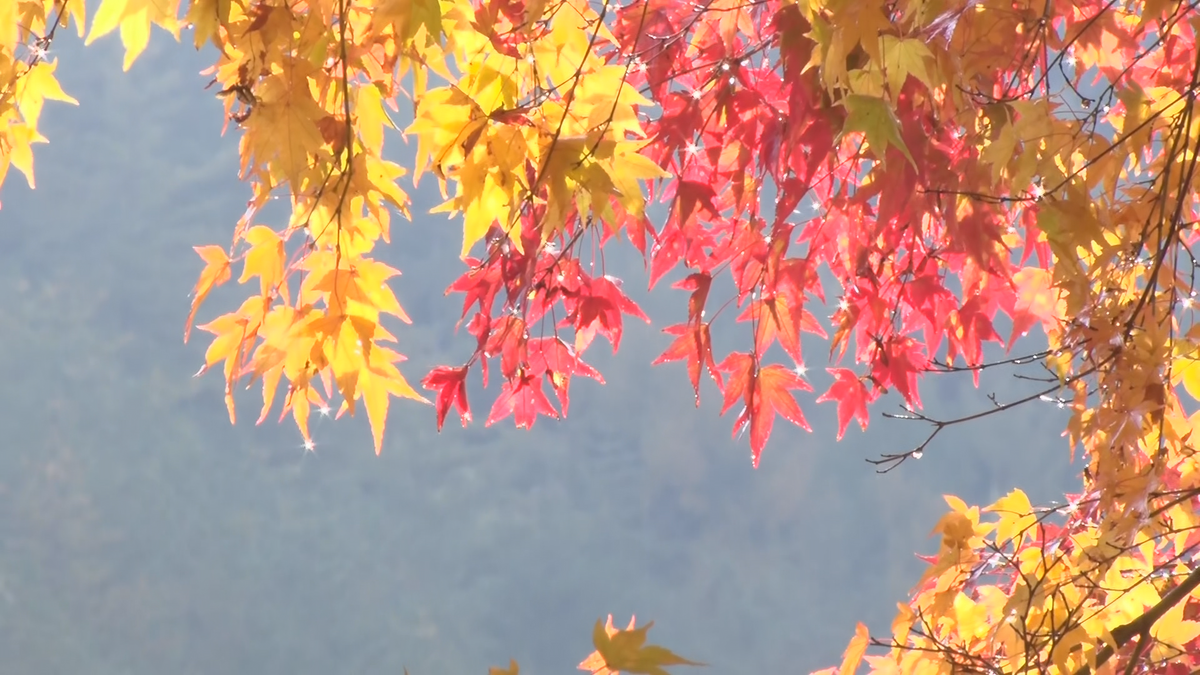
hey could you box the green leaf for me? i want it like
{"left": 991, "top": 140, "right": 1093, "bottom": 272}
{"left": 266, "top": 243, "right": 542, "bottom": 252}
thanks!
{"left": 839, "top": 94, "right": 915, "bottom": 168}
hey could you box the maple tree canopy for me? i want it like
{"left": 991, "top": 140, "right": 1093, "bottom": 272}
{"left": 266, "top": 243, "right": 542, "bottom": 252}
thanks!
{"left": 4, "top": 0, "right": 1200, "bottom": 672}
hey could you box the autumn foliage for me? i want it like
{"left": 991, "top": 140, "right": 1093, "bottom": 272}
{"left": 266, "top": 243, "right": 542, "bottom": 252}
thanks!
{"left": 5, "top": 0, "right": 1200, "bottom": 672}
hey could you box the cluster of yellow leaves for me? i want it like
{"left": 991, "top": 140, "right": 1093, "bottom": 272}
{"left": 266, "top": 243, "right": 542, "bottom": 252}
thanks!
{"left": 840, "top": 487, "right": 1200, "bottom": 674}
{"left": 2, "top": 1, "right": 429, "bottom": 456}
{"left": 409, "top": 0, "right": 668, "bottom": 258}
{"left": 841, "top": 205, "right": 1200, "bottom": 669}
{"left": 179, "top": 0, "right": 442, "bottom": 454}
{"left": 0, "top": 0, "right": 81, "bottom": 201}
{"left": 1, "top": 0, "right": 191, "bottom": 202}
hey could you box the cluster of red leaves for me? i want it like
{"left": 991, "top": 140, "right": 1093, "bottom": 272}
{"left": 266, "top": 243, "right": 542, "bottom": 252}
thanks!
{"left": 423, "top": 227, "right": 637, "bottom": 430}
{"left": 422, "top": 0, "right": 1057, "bottom": 467}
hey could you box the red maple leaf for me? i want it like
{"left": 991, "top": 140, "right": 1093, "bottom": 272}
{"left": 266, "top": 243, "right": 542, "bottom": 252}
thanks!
{"left": 816, "top": 368, "right": 874, "bottom": 440}
{"left": 484, "top": 315, "right": 528, "bottom": 380}
{"left": 527, "top": 337, "right": 604, "bottom": 417}
{"left": 903, "top": 272, "right": 957, "bottom": 355}
{"left": 677, "top": 272, "right": 712, "bottom": 324}
{"left": 422, "top": 365, "right": 472, "bottom": 431}
{"left": 648, "top": 225, "right": 688, "bottom": 289}
{"left": 447, "top": 258, "right": 503, "bottom": 319}
{"left": 946, "top": 295, "right": 1002, "bottom": 381}
{"left": 870, "top": 337, "right": 928, "bottom": 408}
{"left": 653, "top": 322, "right": 721, "bottom": 405}
{"left": 486, "top": 372, "right": 559, "bottom": 429}
{"left": 737, "top": 295, "right": 821, "bottom": 364}
{"left": 566, "top": 275, "right": 650, "bottom": 353}
{"left": 718, "top": 352, "right": 811, "bottom": 467}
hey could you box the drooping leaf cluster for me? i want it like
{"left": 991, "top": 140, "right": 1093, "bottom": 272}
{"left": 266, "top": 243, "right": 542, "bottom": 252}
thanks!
{"left": 1, "top": 0, "right": 81, "bottom": 201}
{"left": 5, "top": 0, "right": 1200, "bottom": 672}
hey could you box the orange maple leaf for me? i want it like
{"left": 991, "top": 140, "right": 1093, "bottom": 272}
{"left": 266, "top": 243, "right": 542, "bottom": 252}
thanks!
{"left": 578, "top": 614, "right": 636, "bottom": 675}
{"left": 579, "top": 615, "right": 703, "bottom": 675}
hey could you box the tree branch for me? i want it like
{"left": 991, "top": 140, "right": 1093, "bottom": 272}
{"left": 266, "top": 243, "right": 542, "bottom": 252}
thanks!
{"left": 1072, "top": 562, "right": 1200, "bottom": 675}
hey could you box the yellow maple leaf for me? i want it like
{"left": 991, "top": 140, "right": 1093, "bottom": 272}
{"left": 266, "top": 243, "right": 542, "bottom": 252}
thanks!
{"left": 185, "top": 0, "right": 231, "bottom": 49}
{"left": 360, "top": 343, "right": 428, "bottom": 455}
{"left": 238, "top": 225, "right": 286, "bottom": 300}
{"left": 87, "top": 0, "right": 182, "bottom": 71}
{"left": 356, "top": 83, "right": 395, "bottom": 155}
{"left": 0, "top": 0, "right": 17, "bottom": 53}
{"left": 241, "top": 59, "right": 327, "bottom": 188}
{"left": 1, "top": 122, "right": 44, "bottom": 189}
{"left": 879, "top": 36, "right": 936, "bottom": 95}
{"left": 315, "top": 314, "right": 426, "bottom": 454}
{"left": 1177, "top": 349, "right": 1200, "bottom": 402}
{"left": 985, "top": 489, "right": 1036, "bottom": 548}
{"left": 185, "top": 244, "right": 231, "bottom": 340}
{"left": 597, "top": 141, "right": 671, "bottom": 219}
{"left": 1150, "top": 594, "right": 1200, "bottom": 652}
{"left": 14, "top": 59, "right": 78, "bottom": 131}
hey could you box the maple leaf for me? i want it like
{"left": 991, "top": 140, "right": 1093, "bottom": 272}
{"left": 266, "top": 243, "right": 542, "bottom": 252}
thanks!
{"left": 87, "top": 0, "right": 182, "bottom": 70}
{"left": 579, "top": 614, "right": 635, "bottom": 675}
{"left": 186, "top": 245, "right": 232, "bottom": 341}
{"left": 240, "top": 59, "right": 327, "bottom": 188}
{"left": 186, "top": 0, "right": 233, "bottom": 49}
{"left": 870, "top": 337, "right": 927, "bottom": 408}
{"left": 718, "top": 353, "right": 812, "bottom": 467}
{"left": 737, "top": 296, "right": 811, "bottom": 364}
{"left": 580, "top": 615, "right": 704, "bottom": 675}
{"left": 880, "top": 36, "right": 937, "bottom": 94}
{"left": 569, "top": 275, "right": 651, "bottom": 353}
{"left": 946, "top": 295, "right": 1002, "bottom": 376}
{"left": 485, "top": 372, "right": 559, "bottom": 429}
{"left": 653, "top": 323, "right": 721, "bottom": 406}
{"left": 490, "top": 660, "right": 520, "bottom": 675}
{"left": 838, "top": 622, "right": 869, "bottom": 675}
{"left": 0, "top": 57, "right": 79, "bottom": 193}
{"left": 13, "top": 60, "right": 79, "bottom": 133}
{"left": 526, "top": 337, "right": 604, "bottom": 417}
{"left": 816, "top": 368, "right": 873, "bottom": 440}
{"left": 238, "top": 225, "right": 286, "bottom": 299}
{"left": 330, "top": 329, "right": 429, "bottom": 455}
{"left": 1002, "top": 267, "right": 1065, "bottom": 346}
{"left": 985, "top": 489, "right": 1037, "bottom": 548}
{"left": 838, "top": 94, "right": 915, "bottom": 168}
{"left": 484, "top": 315, "right": 529, "bottom": 381}
{"left": 902, "top": 273, "right": 957, "bottom": 355}
{"left": 422, "top": 365, "right": 472, "bottom": 431}
{"left": 447, "top": 259, "right": 504, "bottom": 319}
{"left": 677, "top": 272, "right": 712, "bottom": 325}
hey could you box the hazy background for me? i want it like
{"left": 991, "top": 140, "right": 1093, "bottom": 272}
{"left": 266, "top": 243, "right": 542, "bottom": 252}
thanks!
{"left": 1, "top": 29, "right": 1080, "bottom": 675}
